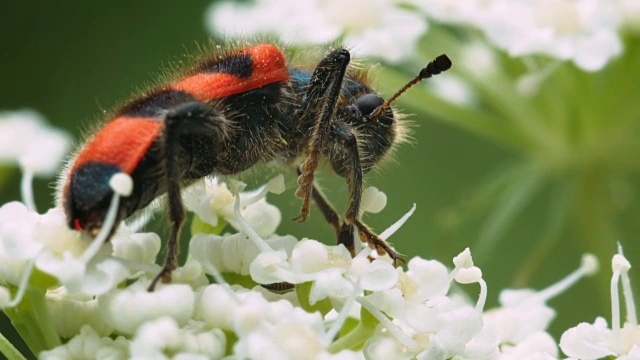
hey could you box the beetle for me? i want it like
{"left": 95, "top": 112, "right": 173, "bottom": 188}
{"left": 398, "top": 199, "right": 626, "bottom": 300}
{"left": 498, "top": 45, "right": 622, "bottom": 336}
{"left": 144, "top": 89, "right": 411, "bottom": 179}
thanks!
{"left": 58, "top": 41, "right": 451, "bottom": 290}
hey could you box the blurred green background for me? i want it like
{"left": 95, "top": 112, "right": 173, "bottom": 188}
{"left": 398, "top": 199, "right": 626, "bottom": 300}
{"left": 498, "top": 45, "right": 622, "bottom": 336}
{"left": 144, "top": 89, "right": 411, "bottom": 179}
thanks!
{"left": 1, "top": 0, "right": 638, "bottom": 357}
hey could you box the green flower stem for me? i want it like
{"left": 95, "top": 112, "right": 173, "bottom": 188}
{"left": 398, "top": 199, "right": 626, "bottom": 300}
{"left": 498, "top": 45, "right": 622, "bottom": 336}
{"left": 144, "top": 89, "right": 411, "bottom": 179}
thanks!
{"left": 0, "top": 330, "right": 27, "bottom": 360}
{"left": 223, "top": 330, "right": 237, "bottom": 356}
{"left": 295, "top": 282, "right": 333, "bottom": 316}
{"left": 4, "top": 287, "right": 60, "bottom": 356}
{"left": 327, "top": 304, "right": 378, "bottom": 353}
{"left": 191, "top": 215, "right": 228, "bottom": 236}
{"left": 327, "top": 321, "right": 373, "bottom": 353}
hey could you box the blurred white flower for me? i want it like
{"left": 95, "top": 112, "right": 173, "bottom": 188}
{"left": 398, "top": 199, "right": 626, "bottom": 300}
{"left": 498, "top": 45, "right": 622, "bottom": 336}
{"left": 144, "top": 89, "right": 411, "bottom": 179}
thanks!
{"left": 46, "top": 287, "right": 113, "bottom": 338}
{"left": 618, "top": 0, "right": 640, "bottom": 32}
{"left": 484, "top": 253, "right": 598, "bottom": 348}
{"left": 415, "top": 0, "right": 626, "bottom": 71}
{"left": 39, "top": 325, "right": 128, "bottom": 360}
{"left": 1, "top": 147, "right": 633, "bottom": 359}
{"left": 0, "top": 109, "right": 70, "bottom": 176}
{"left": 130, "top": 317, "right": 226, "bottom": 360}
{"left": 481, "top": 0, "right": 623, "bottom": 71}
{"left": 0, "top": 202, "right": 130, "bottom": 298}
{"left": 560, "top": 250, "right": 639, "bottom": 358}
{"left": 428, "top": 75, "right": 477, "bottom": 107}
{"left": 560, "top": 317, "right": 615, "bottom": 359}
{"left": 99, "top": 281, "right": 195, "bottom": 335}
{"left": 410, "top": 0, "right": 489, "bottom": 27}
{"left": 499, "top": 331, "right": 558, "bottom": 360}
{"left": 206, "top": 0, "right": 428, "bottom": 63}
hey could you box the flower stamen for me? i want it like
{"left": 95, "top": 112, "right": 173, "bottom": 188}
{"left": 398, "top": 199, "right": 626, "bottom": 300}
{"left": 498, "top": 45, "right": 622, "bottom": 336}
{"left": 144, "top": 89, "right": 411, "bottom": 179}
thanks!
{"left": 379, "top": 203, "right": 416, "bottom": 240}
{"left": 80, "top": 173, "right": 132, "bottom": 263}
{"left": 617, "top": 244, "right": 637, "bottom": 326}
{"left": 19, "top": 166, "right": 36, "bottom": 213}
{"left": 232, "top": 189, "right": 272, "bottom": 253}
{"left": 532, "top": 253, "right": 599, "bottom": 303}
{"left": 357, "top": 296, "right": 420, "bottom": 352}
{"left": 4, "top": 259, "right": 35, "bottom": 308}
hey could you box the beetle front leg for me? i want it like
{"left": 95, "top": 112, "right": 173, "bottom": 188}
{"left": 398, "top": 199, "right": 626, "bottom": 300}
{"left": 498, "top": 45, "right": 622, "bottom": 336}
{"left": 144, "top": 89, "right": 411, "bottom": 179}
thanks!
{"left": 294, "top": 48, "right": 351, "bottom": 222}
{"left": 331, "top": 125, "right": 403, "bottom": 263}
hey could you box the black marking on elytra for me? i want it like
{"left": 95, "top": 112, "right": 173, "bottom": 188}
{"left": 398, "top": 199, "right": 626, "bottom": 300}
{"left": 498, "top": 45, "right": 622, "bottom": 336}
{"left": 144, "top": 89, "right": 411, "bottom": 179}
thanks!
{"left": 117, "top": 89, "right": 195, "bottom": 118}
{"left": 70, "top": 161, "right": 122, "bottom": 209}
{"left": 198, "top": 53, "right": 253, "bottom": 78}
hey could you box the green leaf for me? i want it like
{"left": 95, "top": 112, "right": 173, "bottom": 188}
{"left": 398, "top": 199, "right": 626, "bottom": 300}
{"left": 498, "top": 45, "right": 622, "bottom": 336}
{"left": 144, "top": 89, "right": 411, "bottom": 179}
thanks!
{"left": 3, "top": 287, "right": 60, "bottom": 356}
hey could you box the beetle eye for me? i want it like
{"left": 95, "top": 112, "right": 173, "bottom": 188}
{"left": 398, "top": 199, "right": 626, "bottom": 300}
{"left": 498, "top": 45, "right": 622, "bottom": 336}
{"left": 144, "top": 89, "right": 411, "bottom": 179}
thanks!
{"left": 354, "top": 94, "right": 384, "bottom": 117}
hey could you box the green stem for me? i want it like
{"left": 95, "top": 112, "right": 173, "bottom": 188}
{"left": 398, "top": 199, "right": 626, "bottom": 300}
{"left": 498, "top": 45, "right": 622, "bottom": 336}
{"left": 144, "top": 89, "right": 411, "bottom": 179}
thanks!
{"left": 326, "top": 322, "right": 374, "bottom": 353}
{"left": 4, "top": 287, "right": 60, "bottom": 356}
{"left": 295, "top": 282, "right": 332, "bottom": 315}
{"left": 0, "top": 330, "right": 27, "bottom": 360}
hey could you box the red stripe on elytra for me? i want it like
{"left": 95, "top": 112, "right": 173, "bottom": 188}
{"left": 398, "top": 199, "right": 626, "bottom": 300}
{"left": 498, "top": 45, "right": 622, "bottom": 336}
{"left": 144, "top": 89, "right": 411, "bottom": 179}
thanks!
{"left": 172, "top": 44, "right": 289, "bottom": 101}
{"left": 73, "top": 117, "right": 163, "bottom": 174}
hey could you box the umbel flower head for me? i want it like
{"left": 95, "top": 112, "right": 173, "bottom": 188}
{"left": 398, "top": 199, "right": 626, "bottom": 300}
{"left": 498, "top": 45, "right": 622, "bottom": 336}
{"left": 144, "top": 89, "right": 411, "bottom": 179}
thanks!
{"left": 0, "top": 111, "right": 637, "bottom": 359}
{"left": 1, "top": 152, "right": 635, "bottom": 359}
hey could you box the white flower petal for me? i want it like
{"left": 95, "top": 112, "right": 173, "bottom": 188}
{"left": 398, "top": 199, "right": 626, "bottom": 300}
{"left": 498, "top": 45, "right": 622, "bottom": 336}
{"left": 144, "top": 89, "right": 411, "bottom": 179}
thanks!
{"left": 500, "top": 332, "right": 558, "bottom": 360}
{"left": 0, "top": 202, "right": 42, "bottom": 260}
{"left": 250, "top": 249, "right": 302, "bottom": 285}
{"left": 197, "top": 284, "right": 239, "bottom": 330}
{"left": 0, "top": 109, "right": 70, "bottom": 176}
{"left": 310, "top": 269, "right": 352, "bottom": 304}
{"left": 111, "top": 230, "right": 161, "bottom": 264}
{"left": 130, "top": 317, "right": 226, "bottom": 360}
{"left": 559, "top": 317, "right": 614, "bottom": 359}
{"left": 46, "top": 287, "right": 113, "bottom": 338}
{"left": 291, "top": 240, "right": 351, "bottom": 275}
{"left": 239, "top": 199, "right": 281, "bottom": 237}
{"left": 39, "top": 325, "right": 128, "bottom": 360}
{"left": 100, "top": 282, "right": 195, "bottom": 335}
{"left": 405, "top": 257, "right": 451, "bottom": 301}
{"left": 455, "top": 266, "right": 483, "bottom": 284}
{"left": 359, "top": 259, "right": 399, "bottom": 291}
{"left": 360, "top": 187, "right": 387, "bottom": 214}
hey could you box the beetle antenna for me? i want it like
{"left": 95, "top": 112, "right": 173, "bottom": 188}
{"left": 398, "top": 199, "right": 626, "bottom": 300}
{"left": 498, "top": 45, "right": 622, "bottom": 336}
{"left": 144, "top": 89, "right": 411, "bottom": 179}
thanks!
{"left": 368, "top": 54, "right": 452, "bottom": 119}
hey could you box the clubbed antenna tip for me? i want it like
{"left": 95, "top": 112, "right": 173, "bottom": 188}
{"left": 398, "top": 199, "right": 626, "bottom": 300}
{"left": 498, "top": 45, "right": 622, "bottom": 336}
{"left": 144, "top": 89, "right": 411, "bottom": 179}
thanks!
{"left": 368, "top": 54, "right": 453, "bottom": 119}
{"left": 419, "top": 54, "right": 452, "bottom": 79}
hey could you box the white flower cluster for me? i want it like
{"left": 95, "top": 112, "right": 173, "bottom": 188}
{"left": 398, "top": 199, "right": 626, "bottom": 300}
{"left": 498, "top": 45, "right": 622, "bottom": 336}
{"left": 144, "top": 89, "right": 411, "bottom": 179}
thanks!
{"left": 1, "top": 169, "right": 638, "bottom": 359}
{"left": 0, "top": 110, "right": 71, "bottom": 211}
{"left": 414, "top": 0, "right": 629, "bottom": 71}
{"left": 206, "top": 0, "right": 427, "bottom": 63}
{"left": 0, "top": 110, "right": 70, "bottom": 177}
{"left": 206, "top": 0, "right": 639, "bottom": 71}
